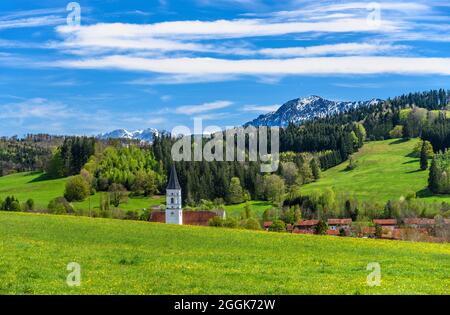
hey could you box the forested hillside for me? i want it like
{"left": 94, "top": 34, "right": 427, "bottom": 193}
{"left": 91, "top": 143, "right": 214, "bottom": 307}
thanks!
{"left": 2, "top": 89, "right": 450, "bottom": 217}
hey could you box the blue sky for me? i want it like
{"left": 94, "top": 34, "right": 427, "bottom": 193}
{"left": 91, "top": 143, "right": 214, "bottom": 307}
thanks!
{"left": 1, "top": 0, "right": 450, "bottom": 136}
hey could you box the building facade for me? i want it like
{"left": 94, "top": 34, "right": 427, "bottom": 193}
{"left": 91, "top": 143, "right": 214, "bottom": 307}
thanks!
{"left": 166, "top": 164, "right": 183, "bottom": 225}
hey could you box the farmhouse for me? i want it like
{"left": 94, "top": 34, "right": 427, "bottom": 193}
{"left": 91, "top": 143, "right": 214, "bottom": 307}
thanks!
{"left": 327, "top": 218, "right": 352, "bottom": 235}
{"left": 149, "top": 165, "right": 223, "bottom": 226}
{"left": 293, "top": 220, "right": 319, "bottom": 234}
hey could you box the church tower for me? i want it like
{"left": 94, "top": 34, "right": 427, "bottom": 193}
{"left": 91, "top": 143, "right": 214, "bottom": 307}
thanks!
{"left": 166, "top": 164, "right": 183, "bottom": 224}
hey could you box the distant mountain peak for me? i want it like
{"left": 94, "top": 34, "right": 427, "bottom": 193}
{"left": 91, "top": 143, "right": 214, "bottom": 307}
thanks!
{"left": 245, "top": 95, "right": 382, "bottom": 127}
{"left": 98, "top": 128, "right": 159, "bottom": 143}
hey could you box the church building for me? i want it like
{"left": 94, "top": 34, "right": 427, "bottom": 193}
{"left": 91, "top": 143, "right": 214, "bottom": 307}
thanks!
{"left": 166, "top": 164, "right": 183, "bottom": 225}
{"left": 149, "top": 164, "right": 225, "bottom": 226}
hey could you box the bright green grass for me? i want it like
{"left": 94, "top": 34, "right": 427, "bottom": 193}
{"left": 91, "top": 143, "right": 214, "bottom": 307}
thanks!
{"left": 301, "top": 138, "right": 450, "bottom": 204}
{"left": 224, "top": 200, "right": 273, "bottom": 217}
{"left": 0, "top": 172, "right": 165, "bottom": 211}
{"left": 0, "top": 211, "right": 449, "bottom": 294}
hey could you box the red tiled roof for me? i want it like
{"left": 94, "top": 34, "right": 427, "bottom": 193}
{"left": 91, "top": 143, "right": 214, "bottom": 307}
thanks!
{"left": 263, "top": 221, "right": 273, "bottom": 228}
{"left": 293, "top": 229, "right": 315, "bottom": 234}
{"left": 404, "top": 218, "right": 435, "bottom": 225}
{"left": 327, "top": 218, "right": 352, "bottom": 225}
{"left": 149, "top": 211, "right": 218, "bottom": 226}
{"left": 373, "top": 219, "right": 397, "bottom": 225}
{"left": 327, "top": 229, "right": 340, "bottom": 236}
{"left": 296, "top": 219, "right": 319, "bottom": 226}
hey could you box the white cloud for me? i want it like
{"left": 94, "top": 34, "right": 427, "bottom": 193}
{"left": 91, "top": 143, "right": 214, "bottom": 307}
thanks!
{"left": 259, "top": 43, "right": 408, "bottom": 57}
{"left": 0, "top": 97, "right": 168, "bottom": 136}
{"left": 0, "top": 98, "right": 73, "bottom": 120}
{"left": 242, "top": 104, "right": 280, "bottom": 113}
{"left": 160, "top": 95, "right": 172, "bottom": 102}
{"left": 175, "top": 100, "right": 233, "bottom": 114}
{"left": 56, "top": 55, "right": 450, "bottom": 76}
{"left": 56, "top": 17, "right": 397, "bottom": 43}
{"left": 0, "top": 16, "right": 65, "bottom": 30}
{"left": 128, "top": 74, "right": 240, "bottom": 85}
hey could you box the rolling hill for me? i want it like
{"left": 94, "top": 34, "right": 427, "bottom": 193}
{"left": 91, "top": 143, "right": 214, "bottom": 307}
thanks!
{"left": 0, "top": 172, "right": 164, "bottom": 212}
{"left": 0, "top": 211, "right": 449, "bottom": 294}
{"left": 301, "top": 138, "right": 450, "bottom": 204}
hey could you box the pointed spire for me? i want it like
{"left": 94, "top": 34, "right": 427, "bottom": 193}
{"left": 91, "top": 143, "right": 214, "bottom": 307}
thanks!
{"left": 166, "top": 164, "right": 181, "bottom": 190}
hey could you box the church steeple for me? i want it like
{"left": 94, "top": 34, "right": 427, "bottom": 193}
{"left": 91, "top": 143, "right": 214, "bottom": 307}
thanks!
{"left": 165, "top": 164, "right": 182, "bottom": 224}
{"left": 167, "top": 164, "right": 181, "bottom": 190}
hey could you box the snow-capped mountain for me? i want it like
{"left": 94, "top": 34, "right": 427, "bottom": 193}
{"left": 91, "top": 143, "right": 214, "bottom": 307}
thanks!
{"left": 98, "top": 128, "right": 159, "bottom": 143}
{"left": 245, "top": 95, "right": 381, "bottom": 127}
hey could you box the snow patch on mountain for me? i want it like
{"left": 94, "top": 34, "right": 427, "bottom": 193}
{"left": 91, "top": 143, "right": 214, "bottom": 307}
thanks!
{"left": 98, "top": 128, "right": 159, "bottom": 143}
{"left": 245, "top": 95, "right": 381, "bottom": 127}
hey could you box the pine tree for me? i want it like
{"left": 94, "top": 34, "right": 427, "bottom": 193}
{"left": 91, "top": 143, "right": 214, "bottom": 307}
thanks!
{"left": 310, "top": 158, "right": 321, "bottom": 180}
{"left": 428, "top": 156, "right": 439, "bottom": 193}
{"left": 420, "top": 141, "right": 428, "bottom": 170}
{"left": 228, "top": 177, "right": 245, "bottom": 204}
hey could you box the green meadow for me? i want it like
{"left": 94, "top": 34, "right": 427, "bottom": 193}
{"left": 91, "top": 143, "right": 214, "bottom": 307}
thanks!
{"left": 0, "top": 171, "right": 272, "bottom": 217}
{"left": 0, "top": 211, "right": 449, "bottom": 294}
{"left": 0, "top": 172, "right": 164, "bottom": 212}
{"left": 301, "top": 138, "right": 450, "bottom": 204}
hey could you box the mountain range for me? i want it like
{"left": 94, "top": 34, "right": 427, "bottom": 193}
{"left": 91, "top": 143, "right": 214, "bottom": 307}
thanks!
{"left": 98, "top": 128, "right": 159, "bottom": 143}
{"left": 99, "top": 96, "right": 382, "bottom": 142}
{"left": 245, "top": 95, "right": 381, "bottom": 127}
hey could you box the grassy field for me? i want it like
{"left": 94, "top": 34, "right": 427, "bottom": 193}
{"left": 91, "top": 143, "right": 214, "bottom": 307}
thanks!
{"left": 0, "top": 172, "right": 164, "bottom": 211}
{"left": 0, "top": 211, "right": 449, "bottom": 294}
{"left": 224, "top": 200, "right": 273, "bottom": 217}
{"left": 301, "top": 138, "right": 450, "bottom": 204}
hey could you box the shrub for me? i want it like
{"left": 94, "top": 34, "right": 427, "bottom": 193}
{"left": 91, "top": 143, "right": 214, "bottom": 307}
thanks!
{"left": 208, "top": 216, "right": 239, "bottom": 228}
{"left": 208, "top": 216, "right": 224, "bottom": 227}
{"left": 125, "top": 210, "right": 139, "bottom": 220}
{"left": 269, "top": 219, "right": 286, "bottom": 232}
{"left": 24, "top": 199, "right": 35, "bottom": 211}
{"left": 389, "top": 125, "right": 404, "bottom": 138}
{"left": 375, "top": 224, "right": 383, "bottom": 238}
{"left": 48, "top": 197, "right": 73, "bottom": 214}
{"left": 223, "top": 217, "right": 238, "bottom": 228}
{"left": 109, "top": 183, "right": 128, "bottom": 207}
{"left": 314, "top": 219, "right": 328, "bottom": 235}
{"left": 64, "top": 175, "right": 90, "bottom": 202}
{"left": 1, "top": 196, "right": 21, "bottom": 211}
{"left": 241, "top": 218, "right": 261, "bottom": 230}
{"left": 48, "top": 198, "right": 67, "bottom": 214}
{"left": 345, "top": 155, "right": 358, "bottom": 171}
{"left": 139, "top": 209, "right": 151, "bottom": 221}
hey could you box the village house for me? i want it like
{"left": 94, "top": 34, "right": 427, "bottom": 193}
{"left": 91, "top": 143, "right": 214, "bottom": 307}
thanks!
{"left": 293, "top": 220, "right": 319, "bottom": 234}
{"left": 372, "top": 219, "right": 398, "bottom": 239}
{"left": 327, "top": 219, "right": 352, "bottom": 236}
{"left": 263, "top": 221, "right": 273, "bottom": 231}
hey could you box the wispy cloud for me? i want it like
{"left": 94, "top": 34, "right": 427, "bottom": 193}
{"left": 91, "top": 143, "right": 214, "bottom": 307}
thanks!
{"left": 175, "top": 100, "right": 233, "bottom": 114}
{"left": 128, "top": 74, "right": 240, "bottom": 85}
{"left": 0, "top": 15, "right": 65, "bottom": 30}
{"left": 0, "top": 97, "right": 168, "bottom": 136}
{"left": 55, "top": 55, "right": 450, "bottom": 76}
{"left": 258, "top": 42, "right": 408, "bottom": 57}
{"left": 0, "top": 8, "right": 67, "bottom": 30}
{"left": 242, "top": 104, "right": 280, "bottom": 113}
{"left": 0, "top": 98, "right": 73, "bottom": 120}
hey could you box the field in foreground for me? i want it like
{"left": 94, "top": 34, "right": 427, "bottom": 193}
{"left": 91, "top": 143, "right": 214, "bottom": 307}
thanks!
{"left": 301, "top": 138, "right": 450, "bottom": 204}
{"left": 0, "top": 211, "right": 449, "bottom": 294}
